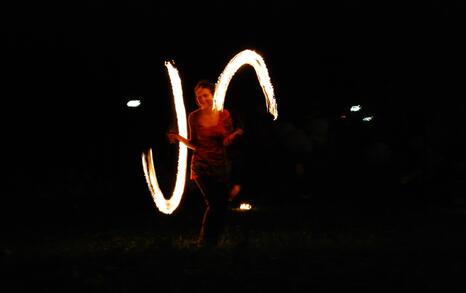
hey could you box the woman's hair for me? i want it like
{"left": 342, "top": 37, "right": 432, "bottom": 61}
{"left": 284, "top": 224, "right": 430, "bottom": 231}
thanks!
{"left": 194, "top": 79, "right": 215, "bottom": 94}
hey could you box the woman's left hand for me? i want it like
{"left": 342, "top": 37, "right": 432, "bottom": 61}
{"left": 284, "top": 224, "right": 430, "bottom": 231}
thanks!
{"left": 224, "top": 128, "right": 244, "bottom": 146}
{"left": 223, "top": 134, "right": 234, "bottom": 146}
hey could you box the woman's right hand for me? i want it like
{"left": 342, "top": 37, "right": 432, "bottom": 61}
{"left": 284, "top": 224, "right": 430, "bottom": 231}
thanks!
{"left": 167, "top": 132, "right": 178, "bottom": 144}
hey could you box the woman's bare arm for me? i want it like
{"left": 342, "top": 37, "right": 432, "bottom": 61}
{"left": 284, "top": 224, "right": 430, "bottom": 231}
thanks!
{"left": 223, "top": 128, "right": 244, "bottom": 146}
{"left": 167, "top": 112, "right": 197, "bottom": 150}
{"left": 167, "top": 133, "right": 196, "bottom": 150}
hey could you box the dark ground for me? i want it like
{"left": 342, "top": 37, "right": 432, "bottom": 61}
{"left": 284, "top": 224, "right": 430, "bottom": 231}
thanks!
{"left": 2, "top": 191, "right": 466, "bottom": 292}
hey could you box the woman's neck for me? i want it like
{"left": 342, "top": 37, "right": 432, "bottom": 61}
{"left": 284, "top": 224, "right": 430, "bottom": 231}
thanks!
{"left": 200, "top": 107, "right": 217, "bottom": 114}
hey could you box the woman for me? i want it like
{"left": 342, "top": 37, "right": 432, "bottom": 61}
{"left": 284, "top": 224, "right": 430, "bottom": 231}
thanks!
{"left": 168, "top": 80, "right": 244, "bottom": 246}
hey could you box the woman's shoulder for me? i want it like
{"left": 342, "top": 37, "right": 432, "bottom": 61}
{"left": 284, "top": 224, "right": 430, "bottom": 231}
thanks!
{"left": 221, "top": 109, "right": 231, "bottom": 118}
{"left": 188, "top": 109, "right": 201, "bottom": 120}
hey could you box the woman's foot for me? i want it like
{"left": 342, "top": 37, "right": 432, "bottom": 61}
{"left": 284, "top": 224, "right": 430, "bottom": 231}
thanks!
{"left": 229, "top": 184, "right": 241, "bottom": 202}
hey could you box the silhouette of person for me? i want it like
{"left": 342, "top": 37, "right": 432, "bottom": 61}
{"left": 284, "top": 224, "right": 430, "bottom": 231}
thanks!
{"left": 168, "top": 80, "right": 244, "bottom": 246}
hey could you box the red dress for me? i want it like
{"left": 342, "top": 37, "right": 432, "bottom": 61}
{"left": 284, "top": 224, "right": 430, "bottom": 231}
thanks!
{"left": 190, "top": 110, "right": 233, "bottom": 182}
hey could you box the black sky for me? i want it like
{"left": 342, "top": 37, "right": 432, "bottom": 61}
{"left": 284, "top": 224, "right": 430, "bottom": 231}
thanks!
{"left": 2, "top": 1, "right": 466, "bottom": 210}
{"left": 4, "top": 1, "right": 465, "bottom": 112}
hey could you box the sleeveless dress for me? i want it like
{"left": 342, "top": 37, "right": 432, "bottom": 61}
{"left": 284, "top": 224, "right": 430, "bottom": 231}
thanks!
{"left": 190, "top": 110, "right": 233, "bottom": 182}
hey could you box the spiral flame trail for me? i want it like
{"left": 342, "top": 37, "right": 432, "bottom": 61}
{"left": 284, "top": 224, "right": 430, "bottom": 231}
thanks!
{"left": 142, "top": 61, "right": 188, "bottom": 214}
{"left": 142, "top": 49, "right": 277, "bottom": 214}
{"left": 214, "top": 49, "right": 278, "bottom": 120}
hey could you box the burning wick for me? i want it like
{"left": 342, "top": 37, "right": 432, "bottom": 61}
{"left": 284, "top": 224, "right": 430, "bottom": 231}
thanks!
{"left": 239, "top": 203, "right": 252, "bottom": 211}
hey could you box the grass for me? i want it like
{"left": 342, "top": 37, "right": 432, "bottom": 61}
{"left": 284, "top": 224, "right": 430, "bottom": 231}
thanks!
{"left": 2, "top": 198, "right": 466, "bottom": 292}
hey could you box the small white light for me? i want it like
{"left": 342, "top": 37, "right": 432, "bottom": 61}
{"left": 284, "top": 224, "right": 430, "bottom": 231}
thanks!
{"left": 362, "top": 116, "right": 373, "bottom": 122}
{"left": 127, "top": 100, "right": 141, "bottom": 107}
{"left": 350, "top": 105, "right": 361, "bottom": 112}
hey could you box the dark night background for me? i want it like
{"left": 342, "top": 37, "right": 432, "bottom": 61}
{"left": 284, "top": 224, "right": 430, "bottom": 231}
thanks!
{"left": 2, "top": 0, "right": 466, "bottom": 291}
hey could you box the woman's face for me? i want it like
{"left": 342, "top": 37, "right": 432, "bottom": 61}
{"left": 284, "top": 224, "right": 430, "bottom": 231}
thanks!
{"left": 195, "top": 87, "right": 213, "bottom": 109}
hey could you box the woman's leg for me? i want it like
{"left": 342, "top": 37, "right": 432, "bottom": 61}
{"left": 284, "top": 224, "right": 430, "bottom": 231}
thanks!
{"left": 195, "top": 177, "right": 229, "bottom": 245}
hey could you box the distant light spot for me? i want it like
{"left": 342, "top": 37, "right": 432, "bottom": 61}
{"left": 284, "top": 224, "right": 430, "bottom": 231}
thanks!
{"left": 127, "top": 99, "right": 141, "bottom": 107}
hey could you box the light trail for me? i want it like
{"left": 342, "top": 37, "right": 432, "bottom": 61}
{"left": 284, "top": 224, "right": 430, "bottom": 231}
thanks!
{"left": 142, "top": 50, "right": 277, "bottom": 215}
{"left": 214, "top": 49, "right": 278, "bottom": 120}
{"left": 142, "top": 61, "right": 188, "bottom": 214}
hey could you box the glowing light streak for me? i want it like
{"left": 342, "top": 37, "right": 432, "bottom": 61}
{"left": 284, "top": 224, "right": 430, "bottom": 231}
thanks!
{"left": 350, "top": 105, "right": 361, "bottom": 112}
{"left": 214, "top": 49, "right": 278, "bottom": 120}
{"left": 142, "top": 49, "right": 278, "bottom": 215}
{"left": 141, "top": 61, "right": 188, "bottom": 214}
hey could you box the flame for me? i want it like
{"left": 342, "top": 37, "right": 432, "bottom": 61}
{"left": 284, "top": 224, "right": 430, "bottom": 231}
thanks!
{"left": 239, "top": 203, "right": 252, "bottom": 210}
{"left": 142, "top": 50, "right": 278, "bottom": 215}
{"left": 214, "top": 49, "right": 278, "bottom": 120}
{"left": 141, "top": 61, "right": 188, "bottom": 214}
